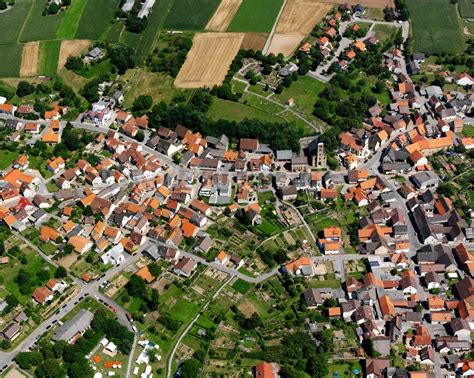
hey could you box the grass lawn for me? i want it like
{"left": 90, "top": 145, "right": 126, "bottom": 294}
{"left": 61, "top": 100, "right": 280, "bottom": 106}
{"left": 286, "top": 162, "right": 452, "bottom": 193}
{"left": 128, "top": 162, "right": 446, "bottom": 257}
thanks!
{"left": 406, "top": 0, "right": 464, "bottom": 54}
{"left": 208, "top": 98, "right": 284, "bottom": 123}
{"left": 74, "top": 60, "right": 113, "bottom": 79}
{"left": 228, "top": 0, "right": 284, "bottom": 33}
{"left": 257, "top": 219, "right": 282, "bottom": 236}
{"left": 242, "top": 92, "right": 285, "bottom": 113}
{"left": 258, "top": 191, "right": 276, "bottom": 204}
{"left": 0, "top": 149, "right": 19, "bottom": 169}
{"left": 46, "top": 182, "right": 59, "bottom": 193}
{"left": 75, "top": 0, "right": 121, "bottom": 39}
{"left": 20, "top": 0, "right": 65, "bottom": 42}
{"left": 231, "top": 79, "right": 247, "bottom": 95}
{"left": 372, "top": 24, "right": 398, "bottom": 43}
{"left": 459, "top": 0, "right": 474, "bottom": 18}
{"left": 279, "top": 110, "right": 315, "bottom": 136}
{"left": 232, "top": 279, "right": 253, "bottom": 294}
{"left": 164, "top": 0, "right": 221, "bottom": 30}
{"left": 365, "top": 7, "right": 385, "bottom": 20}
{"left": 121, "top": 69, "right": 178, "bottom": 108}
{"left": 103, "top": 21, "right": 124, "bottom": 43}
{"left": 0, "top": 44, "right": 22, "bottom": 77}
{"left": 0, "top": 247, "right": 56, "bottom": 303}
{"left": 309, "top": 277, "right": 341, "bottom": 289}
{"left": 56, "top": 0, "right": 89, "bottom": 39}
{"left": 463, "top": 124, "right": 474, "bottom": 138}
{"left": 128, "top": 296, "right": 144, "bottom": 313}
{"left": 38, "top": 40, "right": 61, "bottom": 76}
{"left": 58, "top": 68, "right": 88, "bottom": 93}
{"left": 167, "top": 298, "right": 200, "bottom": 323}
{"left": 0, "top": 2, "right": 33, "bottom": 44}
{"left": 327, "top": 362, "right": 361, "bottom": 378}
{"left": 273, "top": 76, "right": 325, "bottom": 115}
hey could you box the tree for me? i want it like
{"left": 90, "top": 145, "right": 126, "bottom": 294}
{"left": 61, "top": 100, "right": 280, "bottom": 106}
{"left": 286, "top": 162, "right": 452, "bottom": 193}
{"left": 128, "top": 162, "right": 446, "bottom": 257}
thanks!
{"left": 65, "top": 56, "right": 84, "bottom": 71}
{"left": 55, "top": 266, "right": 67, "bottom": 279}
{"left": 180, "top": 359, "right": 201, "bottom": 378}
{"left": 5, "top": 294, "right": 19, "bottom": 312}
{"left": 283, "top": 75, "right": 293, "bottom": 87}
{"left": 41, "top": 358, "right": 63, "bottom": 378}
{"left": 148, "top": 289, "right": 159, "bottom": 311}
{"left": 135, "top": 130, "right": 145, "bottom": 142}
{"left": 132, "top": 95, "right": 153, "bottom": 113}
{"left": 16, "top": 81, "right": 35, "bottom": 97}
{"left": 16, "top": 352, "right": 32, "bottom": 369}
{"left": 52, "top": 340, "right": 66, "bottom": 358}
{"left": 148, "top": 263, "right": 161, "bottom": 277}
{"left": 68, "top": 360, "right": 93, "bottom": 378}
{"left": 274, "top": 84, "right": 283, "bottom": 94}
{"left": 262, "top": 63, "right": 272, "bottom": 75}
{"left": 0, "top": 1, "right": 7, "bottom": 10}
{"left": 373, "top": 80, "right": 385, "bottom": 93}
{"left": 0, "top": 340, "right": 11, "bottom": 350}
{"left": 125, "top": 15, "right": 148, "bottom": 33}
{"left": 126, "top": 275, "right": 147, "bottom": 297}
{"left": 46, "top": 2, "right": 60, "bottom": 14}
{"left": 36, "top": 269, "right": 50, "bottom": 282}
{"left": 16, "top": 269, "right": 33, "bottom": 295}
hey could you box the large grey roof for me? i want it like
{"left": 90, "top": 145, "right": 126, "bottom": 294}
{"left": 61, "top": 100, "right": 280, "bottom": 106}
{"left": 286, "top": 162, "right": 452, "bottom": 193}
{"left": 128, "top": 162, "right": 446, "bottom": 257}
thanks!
{"left": 52, "top": 309, "right": 94, "bottom": 342}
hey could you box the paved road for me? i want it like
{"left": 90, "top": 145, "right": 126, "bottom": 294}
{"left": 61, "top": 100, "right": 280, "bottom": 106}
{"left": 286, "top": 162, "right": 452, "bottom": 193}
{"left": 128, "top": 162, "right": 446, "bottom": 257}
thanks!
{"left": 309, "top": 18, "right": 407, "bottom": 82}
{"left": 376, "top": 175, "right": 423, "bottom": 254}
{"left": 0, "top": 241, "right": 143, "bottom": 373}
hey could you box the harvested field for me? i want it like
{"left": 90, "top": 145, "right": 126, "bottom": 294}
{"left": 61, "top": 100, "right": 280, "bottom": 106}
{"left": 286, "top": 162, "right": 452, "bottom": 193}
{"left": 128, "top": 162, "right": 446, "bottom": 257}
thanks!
{"left": 241, "top": 32, "right": 268, "bottom": 50}
{"left": 238, "top": 299, "right": 257, "bottom": 317}
{"left": 20, "top": 42, "right": 40, "bottom": 77}
{"left": 267, "top": 33, "right": 305, "bottom": 57}
{"left": 175, "top": 32, "right": 244, "bottom": 88}
{"left": 267, "top": 0, "right": 332, "bottom": 56}
{"left": 58, "top": 39, "right": 91, "bottom": 69}
{"left": 276, "top": 1, "right": 332, "bottom": 35}
{"left": 316, "top": 0, "right": 393, "bottom": 8}
{"left": 206, "top": 0, "right": 242, "bottom": 31}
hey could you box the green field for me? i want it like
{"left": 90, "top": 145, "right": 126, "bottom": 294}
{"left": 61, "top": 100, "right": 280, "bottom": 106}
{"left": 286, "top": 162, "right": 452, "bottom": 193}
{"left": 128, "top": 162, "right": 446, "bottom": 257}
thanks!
{"left": 0, "top": 149, "right": 19, "bottom": 169}
{"left": 459, "top": 0, "right": 474, "bottom": 18}
{"left": 232, "top": 279, "right": 253, "bottom": 294}
{"left": 163, "top": 0, "right": 220, "bottom": 30}
{"left": 0, "top": 2, "right": 33, "bottom": 45}
{"left": 228, "top": 0, "right": 283, "bottom": 33}
{"left": 38, "top": 40, "right": 61, "bottom": 76}
{"left": 208, "top": 98, "right": 284, "bottom": 123}
{"left": 57, "top": 0, "right": 89, "bottom": 39}
{"left": 0, "top": 44, "right": 22, "bottom": 77}
{"left": 20, "top": 0, "right": 65, "bottom": 42}
{"left": 75, "top": 0, "right": 121, "bottom": 39}
{"left": 406, "top": 0, "right": 464, "bottom": 54}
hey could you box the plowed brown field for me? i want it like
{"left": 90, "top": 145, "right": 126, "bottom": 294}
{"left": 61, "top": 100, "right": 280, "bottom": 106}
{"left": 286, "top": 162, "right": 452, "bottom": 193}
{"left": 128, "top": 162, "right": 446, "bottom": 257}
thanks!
{"left": 20, "top": 42, "right": 40, "bottom": 77}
